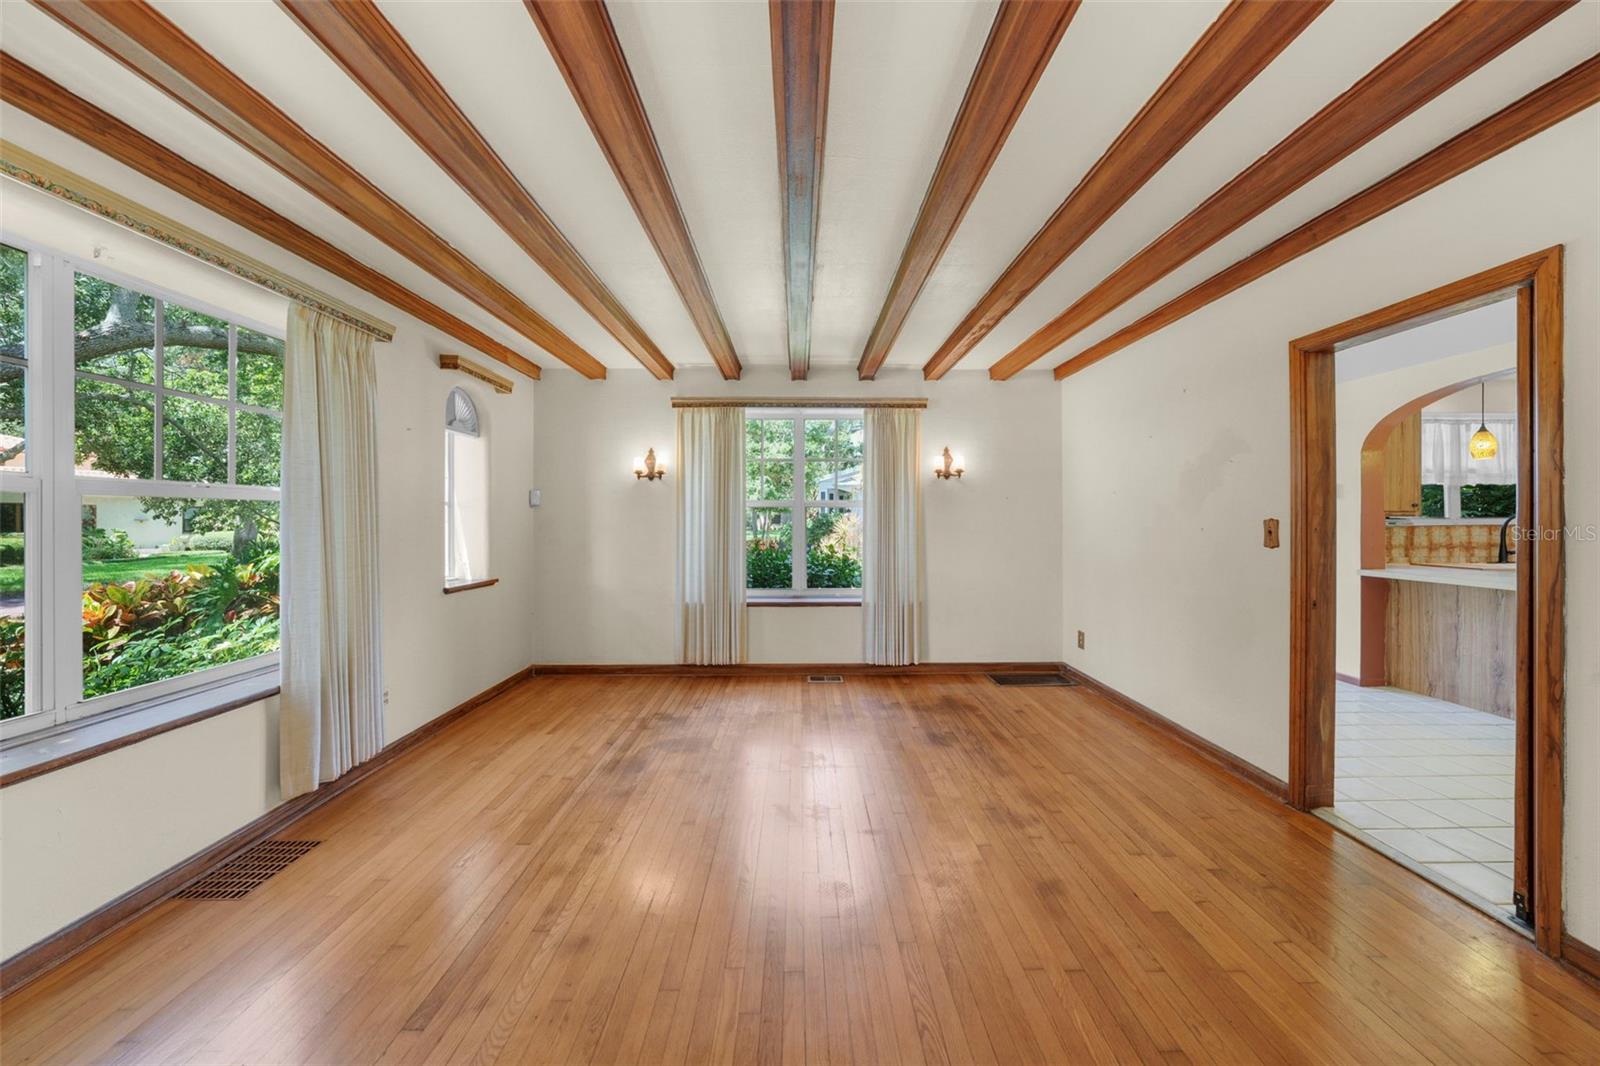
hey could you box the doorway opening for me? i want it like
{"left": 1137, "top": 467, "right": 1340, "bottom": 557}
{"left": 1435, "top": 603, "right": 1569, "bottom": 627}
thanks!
{"left": 1288, "top": 248, "right": 1566, "bottom": 957}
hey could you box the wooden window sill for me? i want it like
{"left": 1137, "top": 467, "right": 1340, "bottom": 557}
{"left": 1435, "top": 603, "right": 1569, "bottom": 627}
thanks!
{"left": 443, "top": 578, "right": 500, "bottom": 595}
{"left": 749, "top": 597, "right": 862, "bottom": 607}
{"left": 0, "top": 672, "right": 281, "bottom": 788}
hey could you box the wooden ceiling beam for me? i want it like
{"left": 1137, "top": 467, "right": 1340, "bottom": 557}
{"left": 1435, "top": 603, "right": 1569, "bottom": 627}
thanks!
{"left": 770, "top": 0, "right": 834, "bottom": 381}
{"left": 0, "top": 51, "right": 541, "bottom": 379}
{"left": 921, "top": 0, "right": 1325, "bottom": 380}
{"left": 283, "top": 0, "right": 672, "bottom": 380}
{"left": 526, "top": 0, "right": 740, "bottom": 381}
{"left": 33, "top": 0, "right": 606, "bottom": 378}
{"left": 1055, "top": 55, "right": 1600, "bottom": 381}
{"left": 856, "top": 0, "right": 1077, "bottom": 381}
{"left": 987, "top": 0, "right": 1575, "bottom": 380}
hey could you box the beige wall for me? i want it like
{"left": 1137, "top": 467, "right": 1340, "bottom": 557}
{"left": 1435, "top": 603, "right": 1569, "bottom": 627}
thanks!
{"left": 531, "top": 366, "right": 1064, "bottom": 665}
{"left": 1060, "top": 112, "right": 1600, "bottom": 943}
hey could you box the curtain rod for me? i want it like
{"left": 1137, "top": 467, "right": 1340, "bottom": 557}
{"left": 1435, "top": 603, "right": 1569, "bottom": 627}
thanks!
{"left": 671, "top": 397, "right": 927, "bottom": 409}
{"left": 1, "top": 141, "right": 397, "bottom": 342}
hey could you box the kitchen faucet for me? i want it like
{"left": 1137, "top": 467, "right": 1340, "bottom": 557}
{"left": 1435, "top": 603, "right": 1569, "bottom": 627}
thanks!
{"left": 1497, "top": 514, "right": 1516, "bottom": 564}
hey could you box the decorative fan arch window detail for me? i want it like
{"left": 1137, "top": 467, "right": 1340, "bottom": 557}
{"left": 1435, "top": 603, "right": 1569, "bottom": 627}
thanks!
{"left": 444, "top": 387, "right": 489, "bottom": 587}
{"left": 446, "top": 385, "right": 479, "bottom": 437}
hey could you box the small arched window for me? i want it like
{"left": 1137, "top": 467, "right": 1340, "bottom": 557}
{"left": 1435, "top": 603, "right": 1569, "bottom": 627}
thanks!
{"left": 444, "top": 387, "right": 489, "bottom": 586}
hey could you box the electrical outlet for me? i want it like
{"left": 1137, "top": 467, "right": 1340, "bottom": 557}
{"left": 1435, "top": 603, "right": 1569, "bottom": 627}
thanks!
{"left": 1076, "top": 630, "right": 1086, "bottom": 650}
{"left": 383, "top": 689, "right": 390, "bottom": 705}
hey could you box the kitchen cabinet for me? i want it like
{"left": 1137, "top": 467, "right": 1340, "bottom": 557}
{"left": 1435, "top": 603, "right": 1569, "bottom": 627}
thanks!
{"left": 1382, "top": 411, "right": 1422, "bottom": 516}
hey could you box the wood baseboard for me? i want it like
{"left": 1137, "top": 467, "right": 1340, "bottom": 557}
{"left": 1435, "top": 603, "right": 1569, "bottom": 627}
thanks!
{"left": 0, "top": 666, "right": 534, "bottom": 999}
{"left": 1562, "top": 933, "right": 1600, "bottom": 986}
{"left": 1335, "top": 671, "right": 1361, "bottom": 687}
{"left": 1062, "top": 666, "right": 1288, "bottom": 801}
{"left": 532, "top": 661, "right": 1066, "bottom": 677}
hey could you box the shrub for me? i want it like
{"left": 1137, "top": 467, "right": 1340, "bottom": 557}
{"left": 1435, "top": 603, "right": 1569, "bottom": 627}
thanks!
{"left": 81, "top": 526, "right": 138, "bottom": 562}
{"left": 0, "top": 533, "right": 22, "bottom": 566}
{"left": 0, "top": 617, "right": 23, "bottom": 719}
{"left": 806, "top": 545, "right": 861, "bottom": 588}
{"left": 746, "top": 542, "right": 862, "bottom": 589}
{"left": 165, "top": 530, "right": 238, "bottom": 552}
{"left": 79, "top": 554, "right": 280, "bottom": 700}
{"left": 747, "top": 543, "right": 791, "bottom": 589}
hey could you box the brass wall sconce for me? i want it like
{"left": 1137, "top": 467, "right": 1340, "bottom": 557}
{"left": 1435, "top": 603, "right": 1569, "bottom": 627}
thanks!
{"left": 633, "top": 448, "right": 667, "bottom": 481}
{"left": 933, "top": 447, "right": 965, "bottom": 480}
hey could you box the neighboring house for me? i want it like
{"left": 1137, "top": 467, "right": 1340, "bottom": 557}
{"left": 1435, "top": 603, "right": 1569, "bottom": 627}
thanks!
{"left": 2, "top": 433, "right": 182, "bottom": 550}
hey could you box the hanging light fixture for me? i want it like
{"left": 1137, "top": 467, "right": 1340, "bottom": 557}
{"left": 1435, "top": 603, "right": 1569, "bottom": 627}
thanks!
{"left": 1468, "top": 380, "right": 1498, "bottom": 460}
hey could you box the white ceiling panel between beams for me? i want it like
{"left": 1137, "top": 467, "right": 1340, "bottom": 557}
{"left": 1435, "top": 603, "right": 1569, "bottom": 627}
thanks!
{"left": 146, "top": 0, "right": 633, "bottom": 369}
{"left": 808, "top": 0, "right": 997, "bottom": 367}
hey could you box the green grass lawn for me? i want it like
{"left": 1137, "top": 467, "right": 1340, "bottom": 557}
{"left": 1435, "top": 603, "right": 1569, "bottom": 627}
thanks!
{"left": 0, "top": 551, "right": 230, "bottom": 597}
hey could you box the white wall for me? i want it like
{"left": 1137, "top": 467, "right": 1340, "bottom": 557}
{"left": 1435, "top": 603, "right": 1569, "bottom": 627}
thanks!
{"left": 1332, "top": 343, "right": 1515, "bottom": 677}
{"left": 84, "top": 495, "right": 182, "bottom": 550}
{"left": 0, "top": 137, "right": 539, "bottom": 956}
{"left": 532, "top": 366, "right": 1063, "bottom": 664}
{"left": 1060, "top": 113, "right": 1600, "bottom": 943}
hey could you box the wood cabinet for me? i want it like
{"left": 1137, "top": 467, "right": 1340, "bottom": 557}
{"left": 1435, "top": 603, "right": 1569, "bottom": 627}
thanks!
{"left": 1382, "top": 411, "right": 1422, "bottom": 515}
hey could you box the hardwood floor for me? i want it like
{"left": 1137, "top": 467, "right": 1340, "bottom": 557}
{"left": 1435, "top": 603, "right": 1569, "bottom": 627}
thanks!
{"left": 3, "top": 674, "right": 1598, "bottom": 1064}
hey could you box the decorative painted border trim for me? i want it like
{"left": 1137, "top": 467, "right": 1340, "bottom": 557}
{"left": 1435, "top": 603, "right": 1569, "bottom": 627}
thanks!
{"left": 671, "top": 397, "right": 928, "bottom": 409}
{"left": 0, "top": 141, "right": 396, "bottom": 342}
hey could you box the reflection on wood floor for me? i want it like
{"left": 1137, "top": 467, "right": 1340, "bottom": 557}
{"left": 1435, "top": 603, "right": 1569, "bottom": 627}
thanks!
{"left": 3, "top": 673, "right": 1598, "bottom": 1064}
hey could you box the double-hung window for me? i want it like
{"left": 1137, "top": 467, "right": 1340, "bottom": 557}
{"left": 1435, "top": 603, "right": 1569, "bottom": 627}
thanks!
{"left": 745, "top": 411, "right": 863, "bottom": 600}
{"left": 444, "top": 386, "right": 489, "bottom": 587}
{"left": 1, "top": 238, "right": 284, "bottom": 738}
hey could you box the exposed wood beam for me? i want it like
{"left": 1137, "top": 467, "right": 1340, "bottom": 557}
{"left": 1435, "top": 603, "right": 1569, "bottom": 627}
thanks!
{"left": 526, "top": 0, "right": 740, "bottom": 381}
{"left": 282, "top": 0, "right": 671, "bottom": 380}
{"left": 921, "top": 0, "right": 1326, "bottom": 381}
{"left": 1055, "top": 55, "right": 1600, "bottom": 381}
{"left": 33, "top": 0, "right": 605, "bottom": 378}
{"left": 855, "top": 0, "right": 1077, "bottom": 381}
{"left": 987, "top": 0, "right": 1574, "bottom": 380}
{"left": 0, "top": 51, "right": 541, "bottom": 379}
{"left": 770, "top": 0, "right": 834, "bottom": 380}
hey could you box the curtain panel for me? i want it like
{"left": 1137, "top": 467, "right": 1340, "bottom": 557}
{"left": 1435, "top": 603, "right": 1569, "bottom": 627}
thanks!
{"left": 677, "top": 406, "right": 746, "bottom": 665}
{"left": 1422, "top": 414, "right": 1517, "bottom": 518}
{"left": 280, "top": 305, "right": 384, "bottom": 800}
{"left": 862, "top": 407, "right": 925, "bottom": 665}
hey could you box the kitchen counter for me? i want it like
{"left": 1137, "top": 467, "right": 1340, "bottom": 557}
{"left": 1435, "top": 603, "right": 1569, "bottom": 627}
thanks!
{"left": 1359, "top": 564, "right": 1515, "bottom": 592}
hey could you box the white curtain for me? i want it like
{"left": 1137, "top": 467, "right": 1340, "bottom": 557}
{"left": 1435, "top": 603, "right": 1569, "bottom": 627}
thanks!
{"left": 280, "top": 305, "right": 384, "bottom": 800}
{"left": 862, "top": 407, "right": 924, "bottom": 665}
{"left": 677, "top": 406, "right": 746, "bottom": 664}
{"left": 1422, "top": 414, "right": 1517, "bottom": 518}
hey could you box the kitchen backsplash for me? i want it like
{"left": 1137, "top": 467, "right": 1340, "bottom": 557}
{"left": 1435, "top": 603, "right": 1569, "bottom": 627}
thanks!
{"left": 1386, "top": 521, "right": 1510, "bottom": 565}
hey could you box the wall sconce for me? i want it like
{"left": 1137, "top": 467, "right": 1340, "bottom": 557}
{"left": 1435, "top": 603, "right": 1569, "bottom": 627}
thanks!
{"left": 633, "top": 448, "right": 666, "bottom": 481}
{"left": 933, "top": 447, "right": 965, "bottom": 480}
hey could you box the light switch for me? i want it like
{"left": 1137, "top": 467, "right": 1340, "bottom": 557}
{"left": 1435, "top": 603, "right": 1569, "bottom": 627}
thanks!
{"left": 529, "top": 489, "right": 542, "bottom": 508}
{"left": 1263, "top": 518, "right": 1280, "bottom": 549}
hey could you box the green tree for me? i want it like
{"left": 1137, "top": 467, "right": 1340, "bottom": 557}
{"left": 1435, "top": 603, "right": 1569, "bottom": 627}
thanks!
{"left": 61, "top": 274, "right": 284, "bottom": 555}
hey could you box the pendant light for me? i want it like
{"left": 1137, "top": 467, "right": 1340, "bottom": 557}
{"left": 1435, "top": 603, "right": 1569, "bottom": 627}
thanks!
{"left": 1468, "top": 380, "right": 1498, "bottom": 460}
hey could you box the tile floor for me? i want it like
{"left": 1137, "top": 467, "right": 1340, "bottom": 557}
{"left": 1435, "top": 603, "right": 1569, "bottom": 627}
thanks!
{"left": 1327, "top": 681, "right": 1517, "bottom": 920}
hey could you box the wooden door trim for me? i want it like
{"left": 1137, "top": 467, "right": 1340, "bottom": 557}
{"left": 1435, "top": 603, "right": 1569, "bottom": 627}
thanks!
{"left": 1287, "top": 246, "right": 1565, "bottom": 956}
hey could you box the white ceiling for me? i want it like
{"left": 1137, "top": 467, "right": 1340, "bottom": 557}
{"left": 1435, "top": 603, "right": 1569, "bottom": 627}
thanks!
{"left": 1336, "top": 298, "right": 1518, "bottom": 383}
{"left": 1, "top": 0, "right": 1595, "bottom": 377}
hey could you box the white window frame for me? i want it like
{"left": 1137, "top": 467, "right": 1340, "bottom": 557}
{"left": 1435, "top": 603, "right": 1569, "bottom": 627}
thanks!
{"left": 444, "top": 386, "right": 488, "bottom": 588}
{"left": 0, "top": 236, "right": 284, "bottom": 742}
{"left": 746, "top": 409, "right": 863, "bottom": 602}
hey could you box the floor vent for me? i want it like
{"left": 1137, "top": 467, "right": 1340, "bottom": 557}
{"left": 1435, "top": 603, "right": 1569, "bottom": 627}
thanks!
{"left": 807, "top": 675, "right": 844, "bottom": 684}
{"left": 177, "top": 840, "right": 320, "bottom": 900}
{"left": 989, "top": 673, "right": 1077, "bottom": 687}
